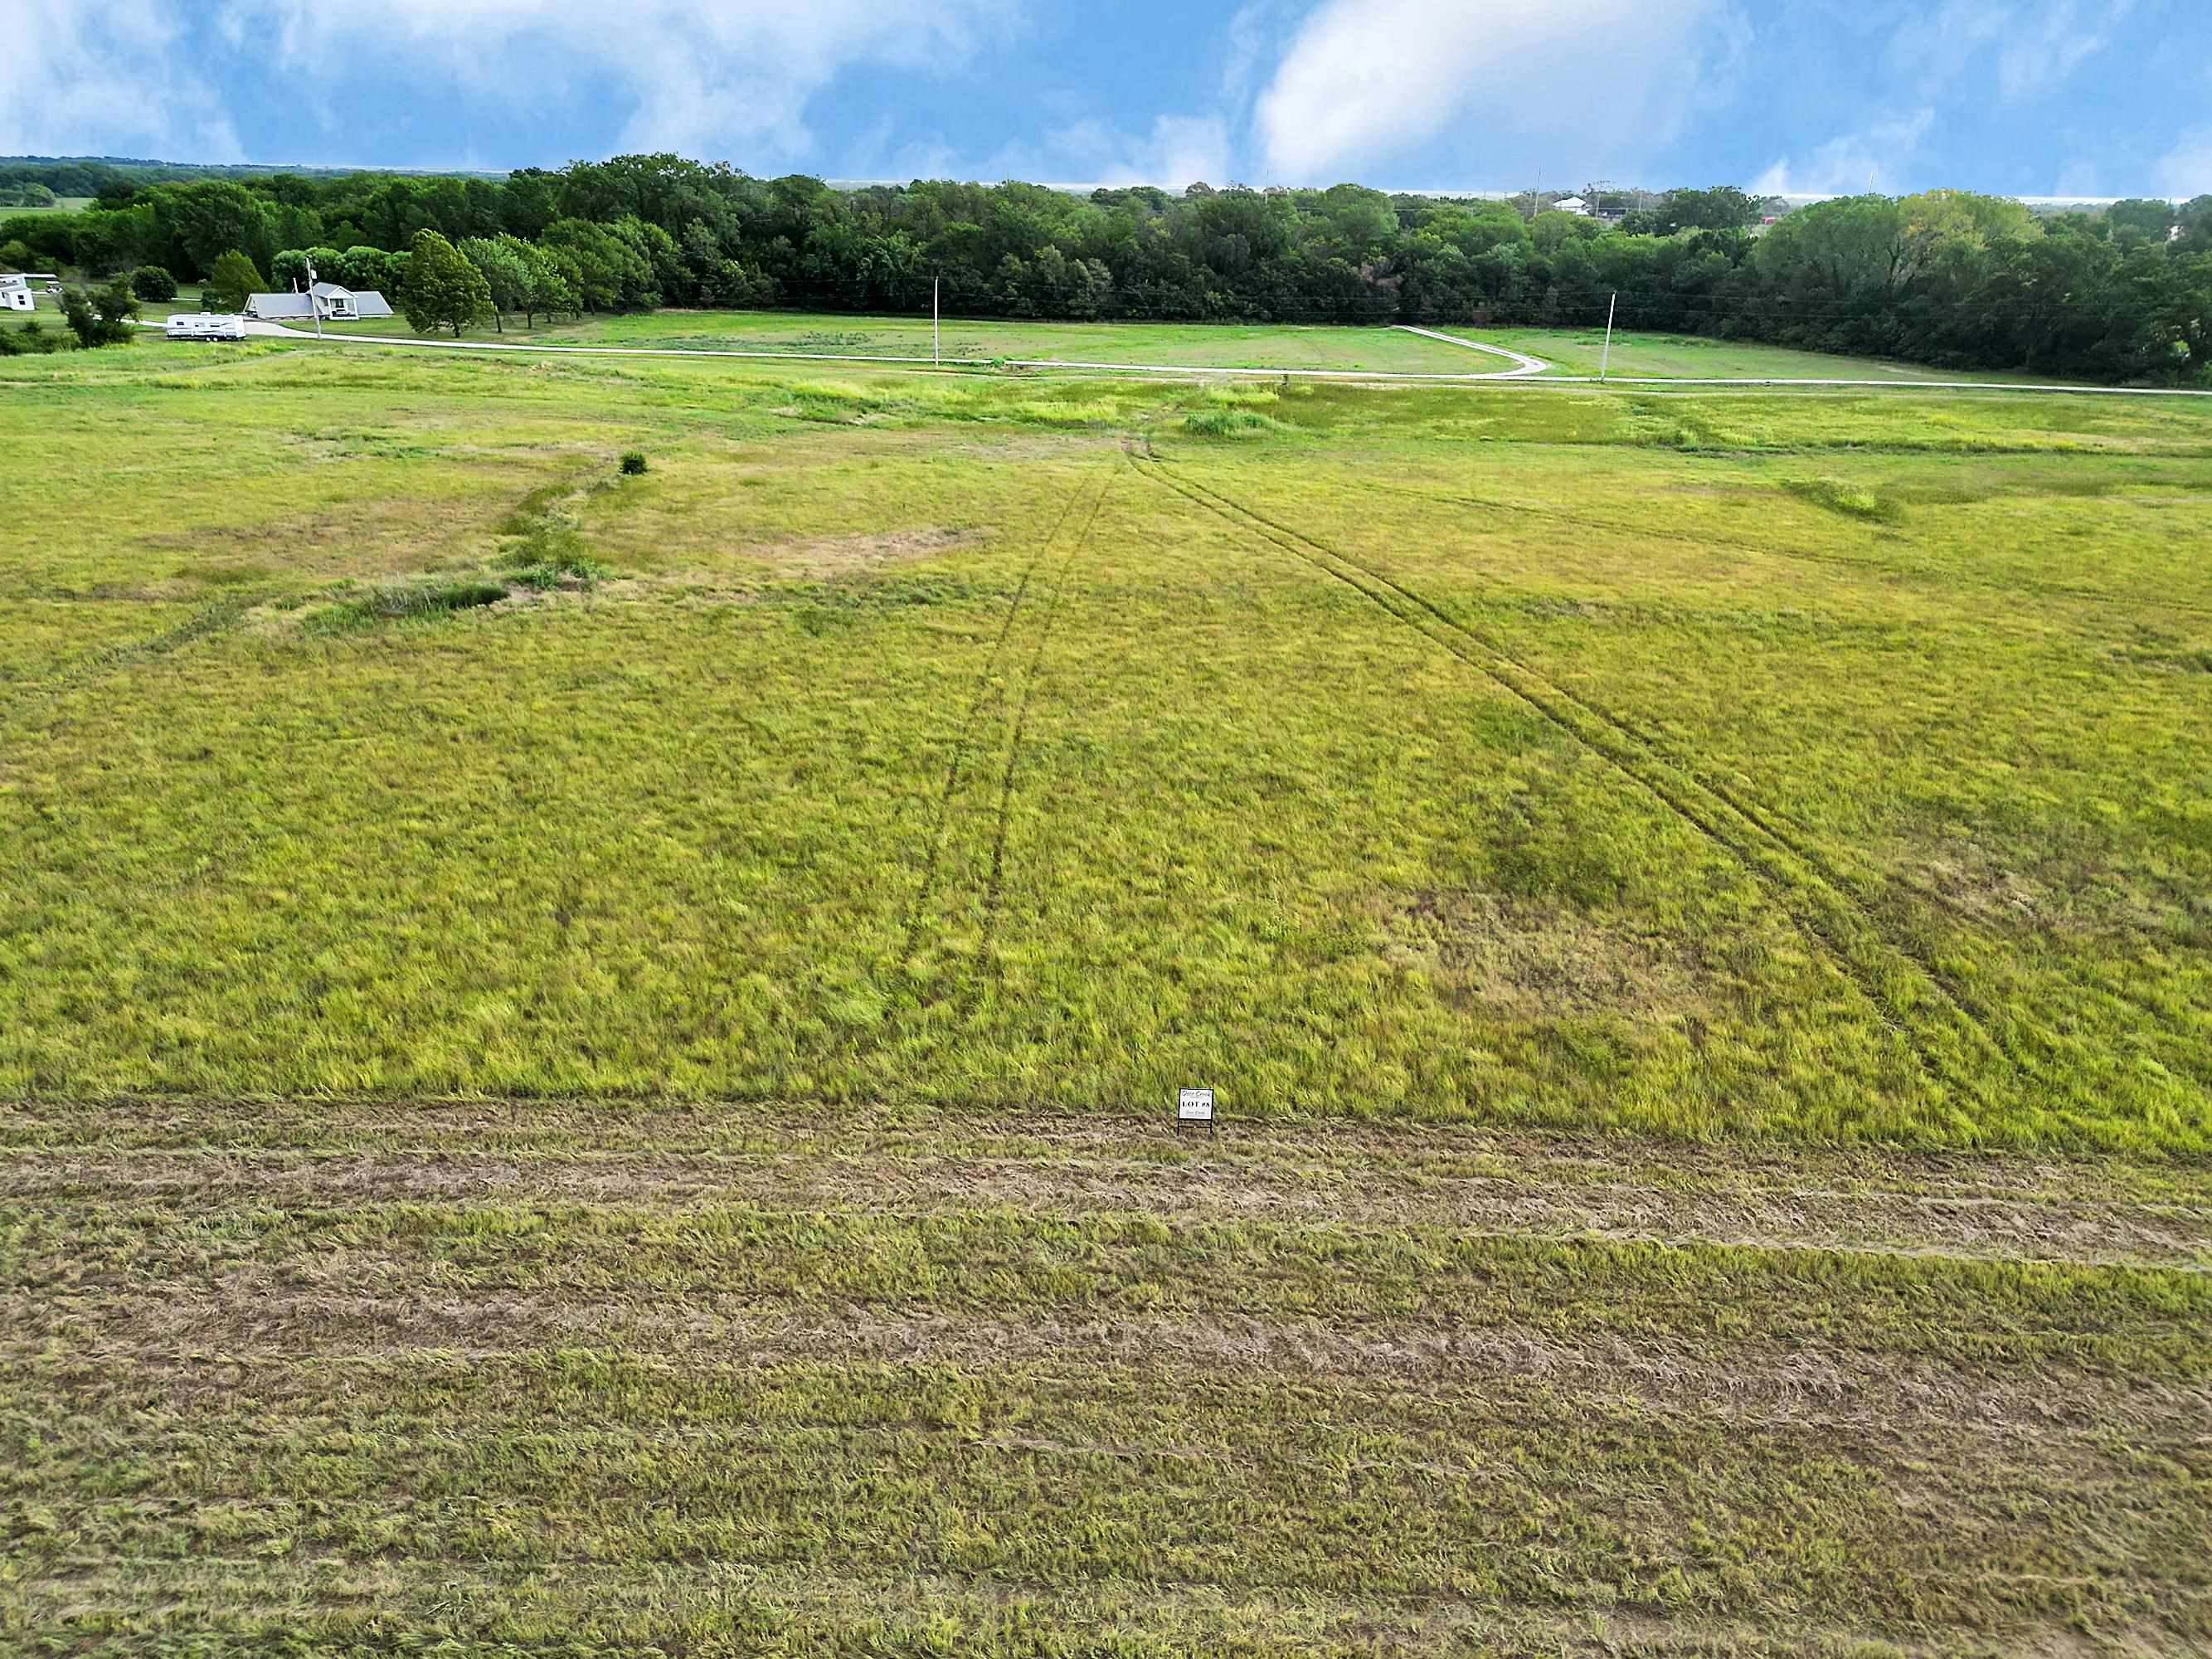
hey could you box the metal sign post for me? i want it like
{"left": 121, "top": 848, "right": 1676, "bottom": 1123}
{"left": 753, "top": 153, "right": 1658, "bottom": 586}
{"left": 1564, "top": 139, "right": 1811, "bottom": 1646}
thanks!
{"left": 1600, "top": 291, "right": 1616, "bottom": 382}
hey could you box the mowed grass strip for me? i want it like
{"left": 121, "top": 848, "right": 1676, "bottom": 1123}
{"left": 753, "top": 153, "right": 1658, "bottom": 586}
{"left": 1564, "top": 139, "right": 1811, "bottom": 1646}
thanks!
{"left": 8, "top": 1180, "right": 2207, "bottom": 1649}
{"left": 7, "top": 1358, "right": 2205, "bottom": 1628}
{"left": 10, "top": 1100, "right": 2210, "bottom": 1214}
{"left": 0, "top": 1561, "right": 2108, "bottom": 1659}
{"left": 6, "top": 1146, "right": 2206, "bottom": 1266}
{"left": 7, "top": 1200, "right": 2206, "bottom": 1375}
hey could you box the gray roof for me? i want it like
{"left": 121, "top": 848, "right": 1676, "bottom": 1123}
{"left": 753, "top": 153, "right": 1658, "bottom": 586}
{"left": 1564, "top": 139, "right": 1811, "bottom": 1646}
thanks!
{"left": 246, "top": 289, "right": 395, "bottom": 320}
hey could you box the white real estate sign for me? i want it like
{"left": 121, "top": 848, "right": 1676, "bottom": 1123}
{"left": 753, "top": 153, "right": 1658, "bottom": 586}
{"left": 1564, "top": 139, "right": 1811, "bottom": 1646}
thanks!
{"left": 1178, "top": 1088, "right": 1214, "bottom": 1122}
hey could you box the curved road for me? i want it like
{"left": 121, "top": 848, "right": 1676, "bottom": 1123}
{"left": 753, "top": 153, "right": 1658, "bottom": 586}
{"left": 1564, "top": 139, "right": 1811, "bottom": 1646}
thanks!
{"left": 1388, "top": 324, "right": 1549, "bottom": 377}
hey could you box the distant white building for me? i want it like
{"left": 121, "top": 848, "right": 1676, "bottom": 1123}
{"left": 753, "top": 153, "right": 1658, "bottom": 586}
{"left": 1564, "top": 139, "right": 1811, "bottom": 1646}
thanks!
{"left": 1, "top": 273, "right": 59, "bottom": 312}
{"left": 246, "top": 282, "right": 394, "bottom": 323}
{"left": 1551, "top": 196, "right": 1591, "bottom": 216}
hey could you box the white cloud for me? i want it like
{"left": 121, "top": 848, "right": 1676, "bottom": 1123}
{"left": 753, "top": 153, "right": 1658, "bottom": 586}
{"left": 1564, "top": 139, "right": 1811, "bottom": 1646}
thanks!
{"left": 2155, "top": 130, "right": 2212, "bottom": 199}
{"left": 1096, "top": 114, "right": 1235, "bottom": 190}
{"left": 2052, "top": 158, "right": 2102, "bottom": 197}
{"left": 216, "top": 0, "right": 1017, "bottom": 163}
{"left": 1762, "top": 2, "right": 2134, "bottom": 203}
{"left": 1752, "top": 109, "right": 1934, "bottom": 198}
{"left": 1886, "top": 0, "right": 2130, "bottom": 102}
{"left": 0, "top": 7, "right": 242, "bottom": 158}
{"left": 966, "top": 113, "right": 1233, "bottom": 189}
{"left": 1250, "top": 0, "right": 1733, "bottom": 184}
{"left": 1223, "top": 0, "right": 1296, "bottom": 105}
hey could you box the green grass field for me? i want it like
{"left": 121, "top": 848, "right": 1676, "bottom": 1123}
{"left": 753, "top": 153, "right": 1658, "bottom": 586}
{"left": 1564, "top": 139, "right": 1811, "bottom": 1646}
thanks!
{"left": 1461, "top": 324, "right": 2075, "bottom": 382}
{"left": 2, "top": 333, "right": 2209, "bottom": 1655}
{"left": 271, "top": 304, "right": 2091, "bottom": 384}
{"left": 278, "top": 308, "right": 1494, "bottom": 370}
{"left": 546, "top": 310, "right": 1500, "bottom": 372}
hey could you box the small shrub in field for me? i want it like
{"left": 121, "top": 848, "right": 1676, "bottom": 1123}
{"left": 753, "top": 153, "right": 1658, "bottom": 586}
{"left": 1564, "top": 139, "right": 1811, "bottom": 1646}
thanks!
{"left": 501, "top": 543, "right": 612, "bottom": 591}
{"left": 1783, "top": 476, "right": 1903, "bottom": 523}
{"left": 0, "top": 320, "right": 63, "bottom": 357}
{"left": 59, "top": 284, "right": 137, "bottom": 348}
{"left": 130, "top": 265, "right": 179, "bottom": 303}
{"left": 620, "top": 452, "right": 649, "bottom": 475}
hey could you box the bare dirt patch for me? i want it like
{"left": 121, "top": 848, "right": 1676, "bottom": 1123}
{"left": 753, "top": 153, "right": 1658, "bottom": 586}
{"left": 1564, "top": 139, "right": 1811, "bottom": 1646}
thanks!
{"left": 1376, "top": 889, "right": 1709, "bottom": 1019}
{"left": 746, "top": 525, "right": 987, "bottom": 578}
{"left": 1916, "top": 835, "right": 2209, "bottom": 943}
{"left": 1924, "top": 840, "right": 2052, "bottom": 929}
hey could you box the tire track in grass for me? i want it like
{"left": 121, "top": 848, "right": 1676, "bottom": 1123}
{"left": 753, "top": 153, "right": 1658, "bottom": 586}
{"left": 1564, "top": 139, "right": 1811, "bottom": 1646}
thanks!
{"left": 1383, "top": 482, "right": 2210, "bottom": 1078}
{"left": 0, "top": 590, "right": 268, "bottom": 732}
{"left": 1407, "top": 482, "right": 2212, "bottom": 625}
{"left": 896, "top": 470, "right": 1101, "bottom": 973}
{"left": 963, "top": 469, "right": 1112, "bottom": 1016}
{"left": 1161, "top": 460, "right": 2017, "bottom": 1091}
{"left": 1135, "top": 457, "right": 2012, "bottom": 1107}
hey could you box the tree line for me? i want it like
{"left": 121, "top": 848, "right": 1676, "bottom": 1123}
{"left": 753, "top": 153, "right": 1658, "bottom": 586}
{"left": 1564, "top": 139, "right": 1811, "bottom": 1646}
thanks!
{"left": 2, "top": 153, "right": 2208, "bottom": 382}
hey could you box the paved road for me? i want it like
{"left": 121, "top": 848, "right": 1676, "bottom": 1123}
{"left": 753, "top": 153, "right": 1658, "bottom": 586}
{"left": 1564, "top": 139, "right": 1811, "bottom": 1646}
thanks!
{"left": 1390, "top": 324, "right": 1549, "bottom": 377}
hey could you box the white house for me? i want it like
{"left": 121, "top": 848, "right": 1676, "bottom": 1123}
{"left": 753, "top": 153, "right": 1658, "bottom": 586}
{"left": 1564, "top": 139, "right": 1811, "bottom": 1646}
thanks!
{"left": 1551, "top": 196, "right": 1592, "bottom": 216}
{"left": 245, "top": 282, "right": 395, "bottom": 323}
{"left": 1, "top": 273, "right": 59, "bottom": 312}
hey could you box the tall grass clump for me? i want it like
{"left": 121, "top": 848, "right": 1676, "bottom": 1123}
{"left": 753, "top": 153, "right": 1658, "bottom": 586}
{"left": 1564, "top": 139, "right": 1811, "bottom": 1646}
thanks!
{"left": 309, "top": 578, "right": 508, "bottom": 634}
{"left": 1783, "top": 475, "right": 1904, "bottom": 522}
{"left": 1183, "top": 408, "right": 1289, "bottom": 439}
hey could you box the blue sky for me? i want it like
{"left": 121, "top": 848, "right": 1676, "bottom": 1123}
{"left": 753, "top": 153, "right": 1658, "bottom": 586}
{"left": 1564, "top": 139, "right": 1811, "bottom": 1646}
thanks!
{"left": 6, "top": 1, "right": 2208, "bottom": 198}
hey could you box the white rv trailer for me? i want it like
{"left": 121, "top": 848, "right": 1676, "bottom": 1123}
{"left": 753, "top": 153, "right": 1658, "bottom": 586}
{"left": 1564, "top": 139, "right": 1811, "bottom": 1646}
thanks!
{"left": 165, "top": 312, "right": 248, "bottom": 341}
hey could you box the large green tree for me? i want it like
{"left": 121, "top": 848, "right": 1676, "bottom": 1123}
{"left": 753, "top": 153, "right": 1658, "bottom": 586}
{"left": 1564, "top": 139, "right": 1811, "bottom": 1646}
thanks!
{"left": 1660, "top": 186, "right": 1759, "bottom": 232}
{"left": 60, "top": 280, "right": 138, "bottom": 347}
{"left": 400, "top": 229, "right": 492, "bottom": 337}
{"left": 458, "top": 234, "right": 529, "bottom": 331}
{"left": 203, "top": 249, "right": 267, "bottom": 311}
{"left": 3, "top": 150, "right": 2204, "bottom": 385}
{"left": 2107, "top": 198, "right": 2180, "bottom": 242}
